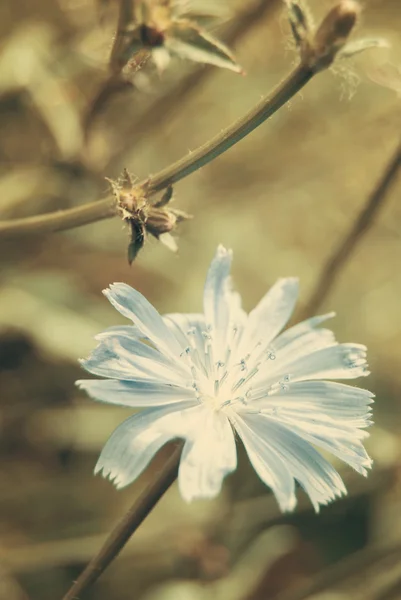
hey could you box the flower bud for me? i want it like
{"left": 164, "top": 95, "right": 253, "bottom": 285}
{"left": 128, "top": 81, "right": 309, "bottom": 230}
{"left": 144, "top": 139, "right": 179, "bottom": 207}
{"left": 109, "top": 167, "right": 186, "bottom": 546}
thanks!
{"left": 312, "top": 1, "right": 361, "bottom": 70}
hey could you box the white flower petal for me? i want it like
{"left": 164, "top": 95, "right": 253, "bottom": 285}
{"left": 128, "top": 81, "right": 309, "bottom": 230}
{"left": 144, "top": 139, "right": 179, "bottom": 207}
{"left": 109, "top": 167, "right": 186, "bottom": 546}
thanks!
{"left": 276, "top": 418, "right": 372, "bottom": 476}
{"left": 254, "top": 343, "right": 369, "bottom": 388}
{"left": 203, "top": 245, "right": 232, "bottom": 338}
{"left": 103, "top": 283, "right": 182, "bottom": 357}
{"left": 98, "top": 328, "right": 190, "bottom": 378}
{"left": 178, "top": 407, "right": 237, "bottom": 502}
{"left": 77, "top": 379, "right": 198, "bottom": 407}
{"left": 80, "top": 338, "right": 188, "bottom": 385}
{"left": 272, "top": 313, "right": 337, "bottom": 365}
{"left": 95, "top": 401, "right": 199, "bottom": 489}
{"left": 252, "top": 382, "right": 373, "bottom": 475}
{"left": 240, "top": 414, "right": 346, "bottom": 511}
{"left": 95, "top": 324, "right": 146, "bottom": 342}
{"left": 233, "top": 414, "right": 296, "bottom": 512}
{"left": 203, "top": 245, "right": 247, "bottom": 357}
{"left": 273, "top": 313, "right": 336, "bottom": 351}
{"left": 240, "top": 278, "right": 299, "bottom": 353}
{"left": 164, "top": 313, "right": 207, "bottom": 357}
{"left": 252, "top": 380, "right": 373, "bottom": 420}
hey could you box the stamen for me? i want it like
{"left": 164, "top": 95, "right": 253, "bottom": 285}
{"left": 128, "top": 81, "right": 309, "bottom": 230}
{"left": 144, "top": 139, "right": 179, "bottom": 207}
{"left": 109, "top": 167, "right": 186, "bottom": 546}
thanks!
{"left": 214, "top": 379, "right": 220, "bottom": 395}
{"left": 232, "top": 377, "right": 245, "bottom": 393}
{"left": 279, "top": 374, "right": 291, "bottom": 391}
{"left": 219, "top": 370, "right": 228, "bottom": 387}
{"left": 231, "top": 364, "right": 260, "bottom": 393}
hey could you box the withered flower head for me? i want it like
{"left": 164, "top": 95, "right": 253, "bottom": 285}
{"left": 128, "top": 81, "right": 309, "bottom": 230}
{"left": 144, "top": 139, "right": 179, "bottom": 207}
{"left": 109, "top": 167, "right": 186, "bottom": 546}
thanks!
{"left": 110, "top": 0, "right": 242, "bottom": 75}
{"left": 109, "top": 169, "right": 191, "bottom": 265}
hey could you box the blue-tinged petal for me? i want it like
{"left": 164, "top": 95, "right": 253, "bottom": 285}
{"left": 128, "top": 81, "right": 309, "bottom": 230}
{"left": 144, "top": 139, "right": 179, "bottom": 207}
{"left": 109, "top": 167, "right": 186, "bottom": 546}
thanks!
{"left": 103, "top": 283, "right": 182, "bottom": 357}
{"left": 97, "top": 329, "right": 190, "bottom": 379}
{"left": 164, "top": 313, "right": 207, "bottom": 357}
{"left": 77, "top": 379, "right": 198, "bottom": 407}
{"left": 241, "top": 414, "right": 346, "bottom": 512}
{"left": 95, "top": 325, "right": 146, "bottom": 342}
{"left": 233, "top": 414, "right": 296, "bottom": 512}
{"left": 254, "top": 343, "right": 369, "bottom": 389}
{"left": 178, "top": 407, "right": 237, "bottom": 502}
{"left": 273, "top": 313, "right": 336, "bottom": 352}
{"left": 203, "top": 245, "right": 232, "bottom": 334}
{"left": 95, "top": 401, "right": 199, "bottom": 489}
{"left": 253, "top": 385, "right": 373, "bottom": 475}
{"left": 272, "top": 324, "right": 336, "bottom": 367}
{"left": 240, "top": 278, "right": 299, "bottom": 354}
{"left": 276, "top": 418, "right": 372, "bottom": 476}
{"left": 251, "top": 381, "right": 373, "bottom": 420}
{"left": 203, "top": 246, "right": 246, "bottom": 357}
{"left": 80, "top": 338, "right": 188, "bottom": 385}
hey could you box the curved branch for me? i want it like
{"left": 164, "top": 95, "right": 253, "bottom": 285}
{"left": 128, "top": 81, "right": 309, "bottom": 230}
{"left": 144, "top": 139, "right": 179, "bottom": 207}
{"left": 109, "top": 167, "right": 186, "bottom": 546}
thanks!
{"left": 0, "top": 63, "right": 314, "bottom": 239}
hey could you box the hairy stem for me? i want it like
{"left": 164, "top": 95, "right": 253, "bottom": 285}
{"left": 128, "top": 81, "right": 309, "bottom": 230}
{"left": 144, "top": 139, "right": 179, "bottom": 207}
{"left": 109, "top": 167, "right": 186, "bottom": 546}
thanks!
{"left": 0, "top": 63, "right": 314, "bottom": 239}
{"left": 61, "top": 442, "right": 183, "bottom": 600}
{"left": 107, "top": 0, "right": 280, "bottom": 172}
{"left": 301, "top": 140, "right": 401, "bottom": 318}
{"left": 146, "top": 63, "right": 313, "bottom": 193}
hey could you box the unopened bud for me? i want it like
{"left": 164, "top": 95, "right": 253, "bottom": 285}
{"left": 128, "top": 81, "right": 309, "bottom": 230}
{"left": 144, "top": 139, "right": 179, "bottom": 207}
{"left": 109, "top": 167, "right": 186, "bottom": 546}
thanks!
{"left": 312, "top": 1, "right": 361, "bottom": 70}
{"left": 146, "top": 208, "right": 177, "bottom": 237}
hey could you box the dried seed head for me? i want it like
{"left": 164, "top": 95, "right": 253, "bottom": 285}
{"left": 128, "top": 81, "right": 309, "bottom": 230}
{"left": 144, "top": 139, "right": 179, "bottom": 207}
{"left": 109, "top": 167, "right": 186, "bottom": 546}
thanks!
{"left": 109, "top": 173, "right": 191, "bottom": 263}
{"left": 139, "top": 24, "right": 165, "bottom": 47}
{"left": 311, "top": 1, "right": 361, "bottom": 70}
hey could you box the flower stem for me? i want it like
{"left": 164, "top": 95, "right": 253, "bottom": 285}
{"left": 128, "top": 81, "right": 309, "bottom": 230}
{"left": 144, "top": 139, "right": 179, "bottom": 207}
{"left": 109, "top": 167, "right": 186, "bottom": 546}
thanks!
{"left": 0, "top": 63, "right": 314, "bottom": 239}
{"left": 61, "top": 442, "right": 183, "bottom": 600}
{"left": 301, "top": 139, "right": 401, "bottom": 319}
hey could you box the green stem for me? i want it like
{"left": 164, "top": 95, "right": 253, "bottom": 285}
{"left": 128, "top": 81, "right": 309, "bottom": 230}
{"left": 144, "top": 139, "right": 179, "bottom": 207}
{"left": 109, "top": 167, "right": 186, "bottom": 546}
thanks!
{"left": 0, "top": 63, "right": 313, "bottom": 239}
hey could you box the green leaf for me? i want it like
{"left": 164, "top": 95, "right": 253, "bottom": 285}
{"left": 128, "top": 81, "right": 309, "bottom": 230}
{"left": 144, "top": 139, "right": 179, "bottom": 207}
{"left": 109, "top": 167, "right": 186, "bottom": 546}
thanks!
{"left": 164, "top": 19, "right": 243, "bottom": 73}
{"left": 128, "top": 220, "right": 146, "bottom": 264}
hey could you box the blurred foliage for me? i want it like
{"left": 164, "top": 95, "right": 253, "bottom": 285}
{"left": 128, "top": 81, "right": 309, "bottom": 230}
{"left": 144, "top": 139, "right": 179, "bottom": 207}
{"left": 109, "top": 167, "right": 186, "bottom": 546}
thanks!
{"left": 0, "top": 0, "right": 401, "bottom": 599}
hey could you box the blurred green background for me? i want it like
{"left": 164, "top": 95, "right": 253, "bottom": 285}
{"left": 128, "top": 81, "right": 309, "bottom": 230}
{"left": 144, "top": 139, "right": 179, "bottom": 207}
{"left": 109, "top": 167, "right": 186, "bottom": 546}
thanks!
{"left": 1, "top": 0, "right": 401, "bottom": 599}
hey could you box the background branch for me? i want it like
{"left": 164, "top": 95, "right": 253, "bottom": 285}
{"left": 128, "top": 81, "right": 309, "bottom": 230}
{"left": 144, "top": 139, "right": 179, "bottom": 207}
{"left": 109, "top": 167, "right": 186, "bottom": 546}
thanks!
{"left": 61, "top": 442, "right": 183, "bottom": 600}
{"left": 301, "top": 139, "right": 401, "bottom": 318}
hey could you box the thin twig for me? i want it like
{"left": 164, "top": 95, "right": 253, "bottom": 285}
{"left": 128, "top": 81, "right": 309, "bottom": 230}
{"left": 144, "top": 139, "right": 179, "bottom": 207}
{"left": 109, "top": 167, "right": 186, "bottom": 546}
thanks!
{"left": 0, "top": 63, "right": 314, "bottom": 239}
{"left": 61, "top": 442, "right": 183, "bottom": 600}
{"left": 301, "top": 140, "right": 401, "bottom": 319}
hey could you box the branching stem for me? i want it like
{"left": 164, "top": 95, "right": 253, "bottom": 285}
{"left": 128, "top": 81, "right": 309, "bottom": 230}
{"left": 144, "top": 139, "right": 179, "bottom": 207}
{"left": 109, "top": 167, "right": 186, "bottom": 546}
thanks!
{"left": 0, "top": 63, "right": 314, "bottom": 239}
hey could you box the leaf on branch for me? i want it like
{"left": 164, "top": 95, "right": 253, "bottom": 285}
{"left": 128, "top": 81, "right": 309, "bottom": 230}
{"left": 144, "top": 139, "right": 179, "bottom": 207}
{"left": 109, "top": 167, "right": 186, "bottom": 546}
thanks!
{"left": 108, "top": 0, "right": 240, "bottom": 75}
{"left": 173, "top": 0, "right": 231, "bottom": 25}
{"left": 286, "top": 1, "right": 314, "bottom": 48}
{"left": 128, "top": 219, "right": 146, "bottom": 265}
{"left": 338, "top": 37, "right": 390, "bottom": 59}
{"left": 164, "top": 19, "right": 243, "bottom": 73}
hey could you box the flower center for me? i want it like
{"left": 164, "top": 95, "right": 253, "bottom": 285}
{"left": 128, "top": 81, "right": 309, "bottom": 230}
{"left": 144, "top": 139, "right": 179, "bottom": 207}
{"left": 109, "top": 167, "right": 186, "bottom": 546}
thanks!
{"left": 180, "top": 322, "right": 281, "bottom": 412}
